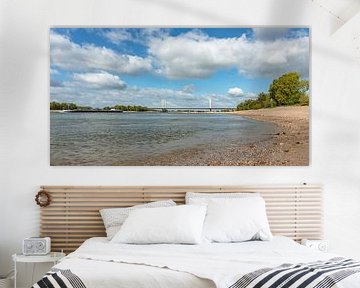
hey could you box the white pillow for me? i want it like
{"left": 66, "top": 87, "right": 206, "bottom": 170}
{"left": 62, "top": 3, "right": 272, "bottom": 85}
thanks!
{"left": 111, "top": 205, "right": 207, "bottom": 244}
{"left": 186, "top": 192, "right": 259, "bottom": 205}
{"left": 202, "top": 197, "right": 272, "bottom": 243}
{"left": 100, "top": 200, "right": 176, "bottom": 240}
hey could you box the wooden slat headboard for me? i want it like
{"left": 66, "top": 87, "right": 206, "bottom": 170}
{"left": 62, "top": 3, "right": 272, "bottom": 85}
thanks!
{"left": 39, "top": 185, "right": 323, "bottom": 253}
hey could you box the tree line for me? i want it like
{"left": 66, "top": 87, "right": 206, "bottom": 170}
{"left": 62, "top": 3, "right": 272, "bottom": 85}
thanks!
{"left": 50, "top": 102, "right": 149, "bottom": 112}
{"left": 237, "top": 72, "right": 309, "bottom": 111}
{"left": 103, "top": 105, "right": 149, "bottom": 112}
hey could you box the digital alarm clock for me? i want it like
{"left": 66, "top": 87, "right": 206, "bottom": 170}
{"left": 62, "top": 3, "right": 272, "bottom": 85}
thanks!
{"left": 23, "top": 237, "right": 51, "bottom": 255}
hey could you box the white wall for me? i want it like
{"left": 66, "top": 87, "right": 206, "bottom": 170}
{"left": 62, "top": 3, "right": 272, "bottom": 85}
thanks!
{"left": 1, "top": 0, "right": 360, "bottom": 285}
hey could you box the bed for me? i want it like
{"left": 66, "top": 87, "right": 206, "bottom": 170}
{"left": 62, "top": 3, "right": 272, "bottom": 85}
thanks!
{"left": 33, "top": 185, "right": 360, "bottom": 288}
{"left": 33, "top": 236, "right": 360, "bottom": 288}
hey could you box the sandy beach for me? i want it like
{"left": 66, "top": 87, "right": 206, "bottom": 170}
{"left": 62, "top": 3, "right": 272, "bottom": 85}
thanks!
{"left": 142, "top": 106, "right": 309, "bottom": 166}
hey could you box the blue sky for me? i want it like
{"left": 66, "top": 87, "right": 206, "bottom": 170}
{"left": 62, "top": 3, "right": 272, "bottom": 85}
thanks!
{"left": 50, "top": 27, "right": 309, "bottom": 108}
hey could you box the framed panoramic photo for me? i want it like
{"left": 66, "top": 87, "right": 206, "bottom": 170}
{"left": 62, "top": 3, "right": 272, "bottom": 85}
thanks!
{"left": 50, "top": 27, "right": 310, "bottom": 166}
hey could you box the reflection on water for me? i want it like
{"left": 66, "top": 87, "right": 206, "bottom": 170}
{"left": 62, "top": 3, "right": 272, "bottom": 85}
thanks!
{"left": 50, "top": 112, "right": 275, "bottom": 166}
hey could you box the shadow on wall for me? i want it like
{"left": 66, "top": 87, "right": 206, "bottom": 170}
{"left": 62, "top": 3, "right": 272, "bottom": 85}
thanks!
{"left": 132, "top": 0, "right": 309, "bottom": 25}
{"left": 313, "top": 109, "right": 360, "bottom": 183}
{"left": 132, "top": 0, "right": 241, "bottom": 24}
{"left": 264, "top": 0, "right": 307, "bottom": 23}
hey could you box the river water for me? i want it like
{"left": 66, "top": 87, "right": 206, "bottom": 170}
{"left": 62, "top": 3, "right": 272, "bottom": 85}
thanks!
{"left": 50, "top": 112, "right": 276, "bottom": 165}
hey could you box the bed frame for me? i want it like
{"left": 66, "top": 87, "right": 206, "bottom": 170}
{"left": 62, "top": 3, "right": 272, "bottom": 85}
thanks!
{"left": 39, "top": 184, "right": 323, "bottom": 253}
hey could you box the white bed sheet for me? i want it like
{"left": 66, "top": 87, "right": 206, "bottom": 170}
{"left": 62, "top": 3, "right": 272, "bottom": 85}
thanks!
{"left": 54, "top": 236, "right": 360, "bottom": 288}
{"left": 56, "top": 258, "right": 214, "bottom": 288}
{"left": 56, "top": 237, "right": 214, "bottom": 288}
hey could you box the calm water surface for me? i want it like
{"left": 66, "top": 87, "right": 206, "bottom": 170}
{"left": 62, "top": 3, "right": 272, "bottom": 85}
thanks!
{"left": 50, "top": 112, "right": 276, "bottom": 165}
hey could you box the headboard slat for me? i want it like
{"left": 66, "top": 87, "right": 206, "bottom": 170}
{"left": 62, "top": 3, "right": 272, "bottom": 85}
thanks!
{"left": 40, "top": 185, "right": 323, "bottom": 253}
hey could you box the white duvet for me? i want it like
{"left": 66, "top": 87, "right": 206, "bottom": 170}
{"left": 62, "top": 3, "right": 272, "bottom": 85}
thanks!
{"left": 54, "top": 237, "right": 360, "bottom": 288}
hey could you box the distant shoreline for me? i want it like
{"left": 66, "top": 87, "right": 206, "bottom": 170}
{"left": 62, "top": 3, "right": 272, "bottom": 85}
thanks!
{"left": 50, "top": 110, "right": 236, "bottom": 114}
{"left": 51, "top": 110, "right": 124, "bottom": 113}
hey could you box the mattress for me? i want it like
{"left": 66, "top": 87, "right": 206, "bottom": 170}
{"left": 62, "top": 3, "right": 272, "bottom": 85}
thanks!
{"left": 35, "top": 237, "right": 360, "bottom": 288}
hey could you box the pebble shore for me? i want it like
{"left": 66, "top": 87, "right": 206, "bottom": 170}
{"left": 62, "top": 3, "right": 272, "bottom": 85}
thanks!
{"left": 140, "top": 106, "right": 309, "bottom": 166}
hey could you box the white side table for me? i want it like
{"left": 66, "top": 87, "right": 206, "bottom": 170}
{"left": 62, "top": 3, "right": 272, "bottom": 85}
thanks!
{"left": 12, "top": 252, "right": 65, "bottom": 288}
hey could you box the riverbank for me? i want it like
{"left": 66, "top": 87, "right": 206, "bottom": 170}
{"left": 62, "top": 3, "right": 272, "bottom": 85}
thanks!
{"left": 142, "top": 106, "right": 309, "bottom": 166}
{"left": 232, "top": 106, "right": 309, "bottom": 165}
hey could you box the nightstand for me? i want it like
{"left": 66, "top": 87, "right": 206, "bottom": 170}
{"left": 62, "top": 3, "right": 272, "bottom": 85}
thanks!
{"left": 301, "top": 239, "right": 328, "bottom": 252}
{"left": 12, "top": 252, "right": 65, "bottom": 288}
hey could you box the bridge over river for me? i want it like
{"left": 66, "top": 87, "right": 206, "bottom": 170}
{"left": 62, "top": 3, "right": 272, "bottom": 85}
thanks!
{"left": 149, "top": 107, "right": 236, "bottom": 112}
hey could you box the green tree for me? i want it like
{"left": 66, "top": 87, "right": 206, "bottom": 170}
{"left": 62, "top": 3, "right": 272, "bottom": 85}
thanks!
{"left": 50, "top": 101, "right": 60, "bottom": 110}
{"left": 257, "top": 92, "right": 275, "bottom": 108}
{"left": 50, "top": 101, "right": 79, "bottom": 110}
{"left": 237, "top": 99, "right": 262, "bottom": 110}
{"left": 111, "top": 104, "right": 149, "bottom": 112}
{"left": 68, "top": 103, "right": 77, "bottom": 110}
{"left": 269, "top": 72, "right": 309, "bottom": 105}
{"left": 299, "top": 94, "right": 309, "bottom": 106}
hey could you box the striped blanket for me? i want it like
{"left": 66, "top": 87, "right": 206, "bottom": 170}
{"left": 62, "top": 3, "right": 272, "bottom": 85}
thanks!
{"left": 230, "top": 258, "right": 360, "bottom": 288}
{"left": 32, "top": 268, "right": 86, "bottom": 288}
{"left": 32, "top": 258, "right": 360, "bottom": 288}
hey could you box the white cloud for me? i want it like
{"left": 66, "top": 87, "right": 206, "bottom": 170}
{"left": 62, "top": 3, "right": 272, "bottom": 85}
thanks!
{"left": 73, "top": 71, "right": 126, "bottom": 89}
{"left": 102, "top": 28, "right": 169, "bottom": 46}
{"left": 148, "top": 31, "right": 309, "bottom": 79}
{"left": 228, "top": 87, "right": 244, "bottom": 96}
{"left": 51, "top": 29, "right": 309, "bottom": 82}
{"left": 50, "top": 31, "right": 152, "bottom": 75}
{"left": 103, "top": 29, "right": 132, "bottom": 43}
{"left": 139, "top": 28, "right": 169, "bottom": 42}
